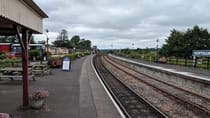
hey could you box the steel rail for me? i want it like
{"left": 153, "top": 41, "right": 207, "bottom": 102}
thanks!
{"left": 94, "top": 55, "right": 168, "bottom": 118}
{"left": 104, "top": 55, "right": 210, "bottom": 116}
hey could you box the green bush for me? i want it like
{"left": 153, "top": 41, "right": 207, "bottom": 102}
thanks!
{"left": 0, "top": 58, "right": 21, "bottom": 68}
{"left": 65, "top": 51, "right": 90, "bottom": 61}
{"left": 0, "top": 53, "right": 6, "bottom": 59}
{"left": 66, "top": 53, "right": 77, "bottom": 60}
{"left": 29, "top": 50, "right": 41, "bottom": 60}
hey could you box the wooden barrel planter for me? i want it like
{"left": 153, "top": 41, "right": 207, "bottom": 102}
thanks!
{"left": 48, "top": 57, "right": 62, "bottom": 68}
{"left": 56, "top": 59, "right": 62, "bottom": 67}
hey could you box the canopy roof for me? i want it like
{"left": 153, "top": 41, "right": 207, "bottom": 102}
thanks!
{"left": 23, "top": 0, "right": 48, "bottom": 18}
{"left": 0, "top": 0, "right": 48, "bottom": 35}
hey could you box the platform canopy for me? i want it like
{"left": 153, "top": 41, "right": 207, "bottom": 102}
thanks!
{"left": 0, "top": 0, "right": 48, "bottom": 107}
{"left": 0, "top": 0, "right": 48, "bottom": 35}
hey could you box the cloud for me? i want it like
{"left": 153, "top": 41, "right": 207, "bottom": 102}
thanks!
{"left": 34, "top": 0, "right": 210, "bottom": 49}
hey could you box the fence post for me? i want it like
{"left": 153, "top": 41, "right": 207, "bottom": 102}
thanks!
{"left": 193, "top": 56, "right": 197, "bottom": 68}
{"left": 176, "top": 57, "right": 178, "bottom": 65}
{"left": 168, "top": 57, "right": 170, "bottom": 64}
{"left": 184, "top": 58, "right": 187, "bottom": 66}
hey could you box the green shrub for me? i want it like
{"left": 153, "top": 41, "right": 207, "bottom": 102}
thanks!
{"left": 0, "top": 58, "right": 21, "bottom": 68}
{"left": 64, "top": 51, "right": 89, "bottom": 60}
{"left": 66, "top": 54, "right": 77, "bottom": 60}
{"left": 29, "top": 50, "right": 41, "bottom": 60}
{"left": 0, "top": 53, "right": 6, "bottom": 59}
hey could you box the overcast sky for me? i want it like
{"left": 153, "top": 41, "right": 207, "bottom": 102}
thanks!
{"left": 33, "top": 0, "right": 210, "bottom": 49}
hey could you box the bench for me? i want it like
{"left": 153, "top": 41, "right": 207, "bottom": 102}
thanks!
{"left": 0, "top": 67, "right": 35, "bottom": 81}
{"left": 31, "top": 65, "right": 51, "bottom": 76}
{"left": 0, "top": 75, "right": 35, "bottom": 81}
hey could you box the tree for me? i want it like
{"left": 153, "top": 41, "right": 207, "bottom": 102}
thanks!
{"left": 121, "top": 48, "right": 131, "bottom": 54}
{"left": 52, "top": 30, "right": 92, "bottom": 50}
{"left": 52, "top": 39, "right": 72, "bottom": 48}
{"left": 57, "top": 29, "right": 69, "bottom": 40}
{"left": 135, "top": 48, "right": 143, "bottom": 54}
{"left": 78, "top": 39, "right": 91, "bottom": 49}
{"left": 70, "top": 35, "right": 80, "bottom": 48}
{"left": 159, "top": 26, "right": 210, "bottom": 58}
{"left": 0, "top": 35, "right": 17, "bottom": 43}
{"left": 163, "top": 29, "right": 185, "bottom": 57}
{"left": 52, "top": 29, "right": 72, "bottom": 48}
{"left": 185, "top": 25, "right": 210, "bottom": 51}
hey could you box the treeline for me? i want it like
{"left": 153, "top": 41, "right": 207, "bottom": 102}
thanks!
{"left": 159, "top": 25, "right": 210, "bottom": 58}
{"left": 52, "top": 29, "right": 91, "bottom": 50}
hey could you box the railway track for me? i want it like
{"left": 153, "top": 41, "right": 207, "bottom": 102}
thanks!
{"left": 93, "top": 55, "right": 167, "bottom": 118}
{"left": 103, "top": 55, "right": 210, "bottom": 117}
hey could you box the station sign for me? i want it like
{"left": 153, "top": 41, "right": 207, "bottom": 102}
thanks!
{"left": 192, "top": 50, "right": 210, "bottom": 57}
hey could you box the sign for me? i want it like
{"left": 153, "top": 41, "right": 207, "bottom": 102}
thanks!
{"left": 192, "top": 50, "right": 210, "bottom": 57}
{"left": 62, "top": 56, "right": 71, "bottom": 71}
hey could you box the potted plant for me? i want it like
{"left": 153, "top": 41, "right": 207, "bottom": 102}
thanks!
{"left": 30, "top": 88, "right": 49, "bottom": 109}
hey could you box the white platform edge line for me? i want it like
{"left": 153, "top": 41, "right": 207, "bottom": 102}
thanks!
{"left": 91, "top": 55, "right": 126, "bottom": 118}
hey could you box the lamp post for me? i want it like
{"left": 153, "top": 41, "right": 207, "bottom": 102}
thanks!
{"left": 156, "top": 39, "right": 159, "bottom": 61}
{"left": 110, "top": 44, "right": 113, "bottom": 53}
{"left": 132, "top": 43, "right": 134, "bottom": 58}
{"left": 156, "top": 39, "right": 159, "bottom": 50}
{"left": 46, "top": 29, "right": 49, "bottom": 61}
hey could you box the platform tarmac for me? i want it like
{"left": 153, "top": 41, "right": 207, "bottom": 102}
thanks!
{"left": 0, "top": 55, "right": 121, "bottom": 118}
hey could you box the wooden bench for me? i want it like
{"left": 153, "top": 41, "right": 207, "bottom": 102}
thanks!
{"left": 0, "top": 67, "right": 35, "bottom": 81}
{"left": 31, "top": 65, "right": 51, "bottom": 76}
{"left": 0, "top": 75, "right": 35, "bottom": 81}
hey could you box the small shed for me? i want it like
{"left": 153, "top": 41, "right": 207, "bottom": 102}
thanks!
{"left": 0, "top": 0, "right": 48, "bottom": 107}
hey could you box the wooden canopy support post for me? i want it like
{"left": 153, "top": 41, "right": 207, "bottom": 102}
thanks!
{"left": 15, "top": 25, "right": 31, "bottom": 107}
{"left": 1, "top": 0, "right": 47, "bottom": 108}
{"left": 22, "top": 28, "right": 30, "bottom": 107}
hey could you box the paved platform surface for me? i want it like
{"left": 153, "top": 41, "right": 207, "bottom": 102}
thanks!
{"left": 111, "top": 54, "right": 210, "bottom": 80}
{"left": 0, "top": 55, "right": 121, "bottom": 118}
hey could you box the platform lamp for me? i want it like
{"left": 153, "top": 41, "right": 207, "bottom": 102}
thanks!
{"left": 46, "top": 29, "right": 49, "bottom": 61}
{"left": 156, "top": 39, "right": 159, "bottom": 50}
{"left": 156, "top": 39, "right": 159, "bottom": 61}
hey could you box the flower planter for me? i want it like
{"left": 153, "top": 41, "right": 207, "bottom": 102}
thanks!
{"left": 0, "top": 113, "right": 10, "bottom": 118}
{"left": 48, "top": 58, "right": 62, "bottom": 67}
{"left": 56, "top": 59, "right": 62, "bottom": 67}
{"left": 30, "top": 88, "right": 49, "bottom": 109}
{"left": 30, "top": 99, "right": 44, "bottom": 109}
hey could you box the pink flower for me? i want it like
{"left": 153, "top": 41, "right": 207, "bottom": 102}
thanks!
{"left": 0, "top": 113, "right": 10, "bottom": 118}
{"left": 30, "top": 88, "right": 49, "bottom": 101}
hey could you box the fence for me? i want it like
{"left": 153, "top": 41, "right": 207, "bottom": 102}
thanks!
{"left": 116, "top": 53, "right": 210, "bottom": 70}
{"left": 142, "top": 56, "right": 210, "bottom": 69}
{"left": 166, "top": 57, "right": 210, "bottom": 69}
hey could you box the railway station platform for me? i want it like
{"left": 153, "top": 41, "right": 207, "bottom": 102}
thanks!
{"left": 110, "top": 54, "right": 210, "bottom": 81}
{"left": 0, "top": 55, "right": 121, "bottom": 118}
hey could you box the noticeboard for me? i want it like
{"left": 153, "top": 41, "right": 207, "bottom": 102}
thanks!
{"left": 192, "top": 50, "right": 210, "bottom": 57}
{"left": 62, "top": 56, "right": 71, "bottom": 71}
